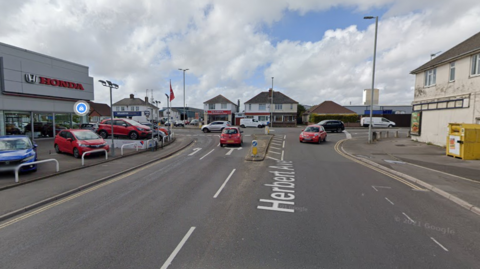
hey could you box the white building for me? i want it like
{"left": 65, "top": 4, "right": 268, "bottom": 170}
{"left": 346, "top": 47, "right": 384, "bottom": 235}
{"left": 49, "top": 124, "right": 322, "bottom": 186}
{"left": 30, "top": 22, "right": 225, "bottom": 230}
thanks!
{"left": 244, "top": 89, "right": 298, "bottom": 127}
{"left": 203, "top": 95, "right": 238, "bottom": 124}
{"left": 112, "top": 94, "right": 160, "bottom": 123}
{"left": 410, "top": 31, "right": 480, "bottom": 146}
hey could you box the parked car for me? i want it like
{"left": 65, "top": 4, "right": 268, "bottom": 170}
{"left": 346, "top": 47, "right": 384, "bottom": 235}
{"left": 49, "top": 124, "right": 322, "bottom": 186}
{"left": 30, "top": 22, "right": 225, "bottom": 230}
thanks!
{"left": 164, "top": 121, "right": 171, "bottom": 127}
{"left": 317, "top": 120, "right": 345, "bottom": 133}
{"left": 158, "top": 127, "right": 170, "bottom": 136}
{"left": 220, "top": 127, "right": 243, "bottom": 147}
{"left": 240, "top": 118, "right": 265, "bottom": 128}
{"left": 54, "top": 129, "right": 110, "bottom": 158}
{"left": 201, "top": 121, "right": 231, "bottom": 133}
{"left": 41, "top": 123, "right": 66, "bottom": 137}
{"left": 299, "top": 125, "right": 327, "bottom": 144}
{"left": 360, "top": 117, "right": 396, "bottom": 128}
{"left": 189, "top": 119, "right": 200, "bottom": 125}
{"left": 183, "top": 120, "right": 190, "bottom": 125}
{"left": 174, "top": 121, "right": 185, "bottom": 127}
{"left": 0, "top": 135, "right": 37, "bottom": 172}
{"left": 97, "top": 119, "right": 152, "bottom": 140}
{"left": 5, "top": 123, "right": 22, "bottom": 135}
{"left": 80, "top": 123, "right": 99, "bottom": 132}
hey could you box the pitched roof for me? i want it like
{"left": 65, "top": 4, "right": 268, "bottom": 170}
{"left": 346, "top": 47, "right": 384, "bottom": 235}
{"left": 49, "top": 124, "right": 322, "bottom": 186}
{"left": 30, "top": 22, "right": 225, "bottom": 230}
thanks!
{"left": 88, "top": 101, "right": 111, "bottom": 116}
{"left": 113, "top": 96, "right": 159, "bottom": 109}
{"left": 411, "top": 31, "right": 480, "bottom": 74}
{"left": 245, "top": 90, "right": 298, "bottom": 104}
{"left": 203, "top": 94, "right": 237, "bottom": 105}
{"left": 307, "top": 101, "right": 356, "bottom": 114}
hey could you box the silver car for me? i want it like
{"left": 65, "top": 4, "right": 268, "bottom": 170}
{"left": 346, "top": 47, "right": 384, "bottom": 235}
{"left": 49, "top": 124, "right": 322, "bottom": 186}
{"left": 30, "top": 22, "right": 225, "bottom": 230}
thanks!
{"left": 201, "top": 121, "right": 231, "bottom": 133}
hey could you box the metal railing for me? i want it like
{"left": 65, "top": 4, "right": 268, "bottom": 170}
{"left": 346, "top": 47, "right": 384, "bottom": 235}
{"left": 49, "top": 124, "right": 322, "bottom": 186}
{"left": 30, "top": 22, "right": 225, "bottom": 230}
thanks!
{"left": 121, "top": 143, "right": 140, "bottom": 156}
{"left": 82, "top": 149, "right": 108, "bottom": 166}
{"left": 15, "top": 159, "right": 59, "bottom": 183}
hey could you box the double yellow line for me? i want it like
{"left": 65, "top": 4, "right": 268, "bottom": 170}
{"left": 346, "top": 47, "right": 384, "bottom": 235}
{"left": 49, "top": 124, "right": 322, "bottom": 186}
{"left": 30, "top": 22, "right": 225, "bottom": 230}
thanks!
{"left": 334, "top": 139, "right": 425, "bottom": 191}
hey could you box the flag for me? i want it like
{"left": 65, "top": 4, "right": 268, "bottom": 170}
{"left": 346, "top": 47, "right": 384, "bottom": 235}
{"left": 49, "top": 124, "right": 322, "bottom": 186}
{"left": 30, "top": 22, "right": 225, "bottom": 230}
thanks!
{"left": 170, "top": 81, "right": 175, "bottom": 102}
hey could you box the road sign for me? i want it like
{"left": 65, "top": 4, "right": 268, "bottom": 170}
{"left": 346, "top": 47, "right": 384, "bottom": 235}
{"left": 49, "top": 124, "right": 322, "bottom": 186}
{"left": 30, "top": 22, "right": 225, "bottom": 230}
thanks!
{"left": 252, "top": 140, "right": 258, "bottom": 157}
{"left": 144, "top": 110, "right": 151, "bottom": 116}
{"left": 252, "top": 140, "right": 258, "bottom": 147}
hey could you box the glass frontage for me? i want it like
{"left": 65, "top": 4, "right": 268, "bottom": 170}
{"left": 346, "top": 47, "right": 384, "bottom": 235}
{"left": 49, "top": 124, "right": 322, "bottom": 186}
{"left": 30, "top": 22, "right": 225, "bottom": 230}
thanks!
{"left": 4, "top": 111, "right": 31, "bottom": 136}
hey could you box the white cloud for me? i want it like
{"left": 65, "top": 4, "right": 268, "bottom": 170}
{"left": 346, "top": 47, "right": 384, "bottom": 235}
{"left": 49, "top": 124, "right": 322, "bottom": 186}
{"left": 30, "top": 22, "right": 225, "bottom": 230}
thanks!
{"left": 1, "top": 0, "right": 480, "bottom": 110}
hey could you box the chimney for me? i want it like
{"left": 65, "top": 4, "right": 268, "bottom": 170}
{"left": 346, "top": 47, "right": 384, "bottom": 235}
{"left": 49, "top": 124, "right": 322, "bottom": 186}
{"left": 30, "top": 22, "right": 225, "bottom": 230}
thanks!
{"left": 269, "top": 88, "right": 273, "bottom": 97}
{"left": 145, "top": 96, "right": 149, "bottom": 103}
{"left": 130, "top": 94, "right": 134, "bottom": 99}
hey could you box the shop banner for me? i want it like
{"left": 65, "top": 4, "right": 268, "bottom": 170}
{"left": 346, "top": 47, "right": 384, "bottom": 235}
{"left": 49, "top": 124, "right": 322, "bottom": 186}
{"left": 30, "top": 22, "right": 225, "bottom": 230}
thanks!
{"left": 114, "top": 111, "right": 142, "bottom": 117}
{"left": 206, "top": 110, "right": 231, "bottom": 115}
{"left": 410, "top": 111, "right": 421, "bottom": 136}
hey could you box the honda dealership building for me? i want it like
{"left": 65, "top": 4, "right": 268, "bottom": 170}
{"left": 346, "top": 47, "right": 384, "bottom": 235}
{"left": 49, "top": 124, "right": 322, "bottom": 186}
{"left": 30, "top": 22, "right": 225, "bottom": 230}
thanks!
{"left": 0, "top": 42, "right": 94, "bottom": 140}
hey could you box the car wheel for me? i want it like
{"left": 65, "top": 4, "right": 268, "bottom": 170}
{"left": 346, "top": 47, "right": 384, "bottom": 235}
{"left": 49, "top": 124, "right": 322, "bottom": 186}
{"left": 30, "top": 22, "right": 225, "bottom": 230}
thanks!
{"left": 73, "top": 148, "right": 80, "bottom": 158}
{"left": 337, "top": 128, "right": 342, "bottom": 133}
{"left": 99, "top": 130, "right": 108, "bottom": 139}
{"left": 258, "top": 125, "right": 262, "bottom": 128}
{"left": 129, "top": 131, "right": 139, "bottom": 140}
{"left": 324, "top": 136, "right": 327, "bottom": 142}
{"left": 203, "top": 128, "right": 209, "bottom": 133}
{"left": 240, "top": 124, "right": 245, "bottom": 128}
{"left": 220, "top": 143, "right": 224, "bottom": 147}
{"left": 54, "top": 144, "right": 61, "bottom": 153}
{"left": 388, "top": 125, "right": 393, "bottom": 128}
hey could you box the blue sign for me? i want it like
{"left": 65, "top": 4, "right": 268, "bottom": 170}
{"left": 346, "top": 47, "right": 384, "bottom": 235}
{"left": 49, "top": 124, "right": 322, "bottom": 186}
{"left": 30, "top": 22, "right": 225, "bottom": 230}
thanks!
{"left": 144, "top": 110, "right": 151, "bottom": 116}
{"left": 114, "top": 111, "right": 142, "bottom": 117}
{"left": 252, "top": 140, "right": 258, "bottom": 147}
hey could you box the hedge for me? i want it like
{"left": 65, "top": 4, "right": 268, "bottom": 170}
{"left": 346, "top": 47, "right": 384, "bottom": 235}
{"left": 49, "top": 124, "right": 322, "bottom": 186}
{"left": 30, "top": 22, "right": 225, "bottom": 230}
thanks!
{"left": 309, "top": 114, "right": 360, "bottom": 123}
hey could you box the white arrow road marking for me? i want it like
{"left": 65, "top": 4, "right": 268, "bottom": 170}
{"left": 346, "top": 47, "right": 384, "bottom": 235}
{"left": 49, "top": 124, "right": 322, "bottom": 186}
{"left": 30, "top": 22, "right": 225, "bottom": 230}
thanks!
{"left": 225, "top": 147, "right": 242, "bottom": 155}
{"left": 199, "top": 149, "right": 215, "bottom": 160}
{"left": 188, "top": 148, "right": 202, "bottom": 156}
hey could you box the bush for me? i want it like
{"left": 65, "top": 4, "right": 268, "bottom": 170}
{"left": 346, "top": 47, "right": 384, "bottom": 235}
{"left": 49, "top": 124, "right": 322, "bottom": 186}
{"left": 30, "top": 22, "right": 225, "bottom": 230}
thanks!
{"left": 309, "top": 114, "right": 359, "bottom": 123}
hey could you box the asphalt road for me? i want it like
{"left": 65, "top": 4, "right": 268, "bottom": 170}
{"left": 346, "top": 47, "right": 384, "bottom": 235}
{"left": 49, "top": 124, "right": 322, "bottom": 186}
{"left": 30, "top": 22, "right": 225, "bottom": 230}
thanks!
{"left": 1, "top": 127, "right": 479, "bottom": 268}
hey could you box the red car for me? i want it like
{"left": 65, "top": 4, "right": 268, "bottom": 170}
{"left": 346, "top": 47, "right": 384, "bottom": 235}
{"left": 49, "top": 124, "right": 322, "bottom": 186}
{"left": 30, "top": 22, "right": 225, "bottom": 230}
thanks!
{"left": 97, "top": 118, "right": 152, "bottom": 140}
{"left": 299, "top": 125, "right": 327, "bottom": 144}
{"left": 220, "top": 127, "right": 243, "bottom": 147}
{"left": 54, "top": 129, "right": 110, "bottom": 158}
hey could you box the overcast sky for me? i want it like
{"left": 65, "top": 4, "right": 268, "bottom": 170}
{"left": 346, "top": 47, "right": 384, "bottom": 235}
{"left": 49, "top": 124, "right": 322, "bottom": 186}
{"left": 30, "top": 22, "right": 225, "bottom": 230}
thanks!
{"left": 1, "top": 0, "right": 480, "bottom": 110}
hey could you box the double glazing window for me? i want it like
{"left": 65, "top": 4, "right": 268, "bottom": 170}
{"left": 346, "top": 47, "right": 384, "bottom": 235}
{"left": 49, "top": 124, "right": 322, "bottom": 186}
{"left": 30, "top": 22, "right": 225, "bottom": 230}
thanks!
{"left": 424, "top": 68, "right": 436, "bottom": 86}
{"left": 221, "top": 103, "right": 227, "bottom": 109}
{"left": 472, "top": 54, "right": 480, "bottom": 76}
{"left": 209, "top": 104, "right": 215, "bottom": 109}
{"left": 259, "top": 104, "right": 266, "bottom": 111}
{"left": 275, "top": 104, "right": 283, "bottom": 110}
{"left": 449, "top": 62, "right": 455, "bottom": 81}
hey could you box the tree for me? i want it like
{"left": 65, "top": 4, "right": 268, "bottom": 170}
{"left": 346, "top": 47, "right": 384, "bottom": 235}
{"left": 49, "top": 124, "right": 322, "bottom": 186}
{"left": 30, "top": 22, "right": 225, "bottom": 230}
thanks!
{"left": 297, "top": 104, "right": 306, "bottom": 124}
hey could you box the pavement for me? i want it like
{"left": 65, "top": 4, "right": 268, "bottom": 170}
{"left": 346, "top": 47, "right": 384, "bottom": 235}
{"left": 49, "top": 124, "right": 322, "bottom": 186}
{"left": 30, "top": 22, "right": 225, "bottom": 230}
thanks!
{"left": 341, "top": 134, "right": 480, "bottom": 215}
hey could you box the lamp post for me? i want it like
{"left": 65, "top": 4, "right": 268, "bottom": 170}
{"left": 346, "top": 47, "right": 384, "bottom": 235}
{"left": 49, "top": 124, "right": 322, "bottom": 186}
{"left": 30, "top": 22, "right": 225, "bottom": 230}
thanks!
{"left": 98, "top": 80, "right": 119, "bottom": 156}
{"left": 271, "top": 77, "right": 274, "bottom": 128}
{"left": 178, "top": 68, "right": 189, "bottom": 121}
{"left": 153, "top": 100, "right": 161, "bottom": 122}
{"left": 364, "top": 16, "right": 378, "bottom": 144}
{"left": 165, "top": 93, "right": 171, "bottom": 134}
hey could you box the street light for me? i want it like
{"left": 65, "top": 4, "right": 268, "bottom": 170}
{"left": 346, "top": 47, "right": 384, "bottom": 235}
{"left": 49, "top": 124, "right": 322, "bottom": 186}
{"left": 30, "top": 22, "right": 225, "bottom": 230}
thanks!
{"left": 364, "top": 16, "right": 378, "bottom": 144}
{"left": 98, "top": 79, "right": 119, "bottom": 156}
{"left": 271, "top": 77, "right": 274, "bottom": 128}
{"left": 153, "top": 100, "right": 161, "bottom": 122}
{"left": 178, "top": 68, "right": 189, "bottom": 121}
{"left": 165, "top": 93, "right": 171, "bottom": 134}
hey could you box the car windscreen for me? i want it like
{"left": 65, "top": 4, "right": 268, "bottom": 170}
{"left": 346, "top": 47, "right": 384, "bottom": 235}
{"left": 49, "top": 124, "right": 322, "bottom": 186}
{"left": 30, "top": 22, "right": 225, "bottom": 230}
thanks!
{"left": 305, "top": 127, "right": 320, "bottom": 132}
{"left": 0, "top": 137, "right": 32, "bottom": 151}
{"left": 73, "top": 131, "right": 101, "bottom": 140}
{"left": 223, "top": 129, "right": 238, "bottom": 134}
{"left": 123, "top": 119, "right": 142, "bottom": 126}
{"left": 318, "top": 120, "right": 328, "bottom": 125}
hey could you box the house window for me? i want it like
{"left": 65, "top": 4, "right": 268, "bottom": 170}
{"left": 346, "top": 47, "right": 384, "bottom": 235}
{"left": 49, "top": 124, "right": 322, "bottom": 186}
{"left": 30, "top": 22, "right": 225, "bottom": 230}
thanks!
{"left": 221, "top": 103, "right": 227, "bottom": 109}
{"left": 258, "top": 116, "right": 267, "bottom": 121}
{"left": 130, "top": 106, "right": 134, "bottom": 111}
{"left": 249, "top": 104, "right": 251, "bottom": 111}
{"left": 275, "top": 104, "right": 283, "bottom": 110}
{"left": 121, "top": 106, "right": 125, "bottom": 111}
{"left": 290, "top": 104, "right": 293, "bottom": 110}
{"left": 449, "top": 62, "right": 455, "bottom": 81}
{"left": 472, "top": 54, "right": 480, "bottom": 76}
{"left": 136, "top": 106, "right": 139, "bottom": 111}
{"left": 424, "top": 68, "right": 436, "bottom": 86}
{"left": 274, "top": 115, "right": 283, "bottom": 122}
{"left": 209, "top": 104, "right": 215, "bottom": 109}
{"left": 284, "top": 116, "right": 294, "bottom": 122}
{"left": 115, "top": 107, "right": 119, "bottom": 111}
{"left": 259, "top": 104, "right": 266, "bottom": 111}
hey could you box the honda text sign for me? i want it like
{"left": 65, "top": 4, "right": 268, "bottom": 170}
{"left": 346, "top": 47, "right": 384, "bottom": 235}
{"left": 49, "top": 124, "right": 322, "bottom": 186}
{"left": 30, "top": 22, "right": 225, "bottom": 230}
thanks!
{"left": 24, "top": 74, "right": 85, "bottom": 90}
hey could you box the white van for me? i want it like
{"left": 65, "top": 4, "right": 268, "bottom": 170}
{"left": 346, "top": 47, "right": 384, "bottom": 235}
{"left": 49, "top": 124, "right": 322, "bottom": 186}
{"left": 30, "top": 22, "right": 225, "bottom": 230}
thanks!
{"left": 240, "top": 118, "right": 265, "bottom": 128}
{"left": 361, "top": 117, "right": 396, "bottom": 127}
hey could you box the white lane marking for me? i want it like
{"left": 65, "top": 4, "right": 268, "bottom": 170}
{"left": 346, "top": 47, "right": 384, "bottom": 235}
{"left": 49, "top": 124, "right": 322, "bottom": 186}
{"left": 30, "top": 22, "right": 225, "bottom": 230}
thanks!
{"left": 267, "top": 156, "right": 280, "bottom": 161}
{"left": 284, "top": 135, "right": 286, "bottom": 139}
{"left": 199, "top": 149, "right": 215, "bottom": 160}
{"left": 217, "top": 143, "right": 220, "bottom": 147}
{"left": 225, "top": 147, "right": 242, "bottom": 155}
{"left": 160, "top": 227, "right": 196, "bottom": 269}
{"left": 344, "top": 130, "right": 352, "bottom": 139}
{"left": 372, "top": 185, "right": 391, "bottom": 192}
{"left": 270, "top": 146, "right": 281, "bottom": 150}
{"left": 188, "top": 148, "right": 202, "bottom": 156}
{"left": 372, "top": 186, "right": 378, "bottom": 192}
{"left": 402, "top": 212, "right": 415, "bottom": 223}
{"left": 385, "top": 197, "right": 394, "bottom": 205}
{"left": 269, "top": 151, "right": 281, "bottom": 155}
{"left": 281, "top": 150, "right": 284, "bottom": 161}
{"left": 430, "top": 237, "right": 449, "bottom": 252}
{"left": 271, "top": 142, "right": 282, "bottom": 145}
{"left": 213, "top": 169, "right": 236, "bottom": 198}
{"left": 282, "top": 141, "right": 285, "bottom": 148}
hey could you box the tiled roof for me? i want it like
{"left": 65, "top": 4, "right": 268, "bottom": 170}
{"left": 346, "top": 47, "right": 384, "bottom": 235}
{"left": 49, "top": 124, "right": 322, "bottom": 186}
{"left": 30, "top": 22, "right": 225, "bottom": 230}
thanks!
{"left": 204, "top": 94, "right": 237, "bottom": 105}
{"left": 307, "top": 101, "right": 356, "bottom": 114}
{"left": 245, "top": 90, "right": 298, "bottom": 104}
{"left": 113, "top": 96, "right": 159, "bottom": 109}
{"left": 88, "top": 101, "right": 111, "bottom": 116}
{"left": 411, "top": 31, "right": 480, "bottom": 74}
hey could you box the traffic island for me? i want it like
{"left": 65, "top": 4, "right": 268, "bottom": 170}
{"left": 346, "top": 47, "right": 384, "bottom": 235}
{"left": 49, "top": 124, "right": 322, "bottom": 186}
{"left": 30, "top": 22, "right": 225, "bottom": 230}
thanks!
{"left": 245, "top": 134, "right": 273, "bottom": 161}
